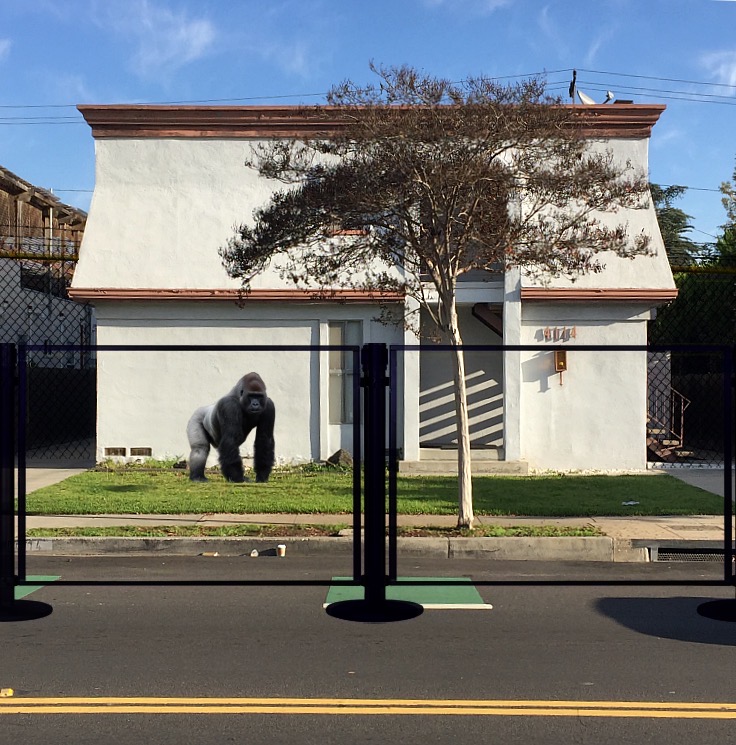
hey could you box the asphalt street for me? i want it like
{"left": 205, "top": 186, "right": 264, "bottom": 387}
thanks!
{"left": 1, "top": 556, "right": 735, "bottom": 744}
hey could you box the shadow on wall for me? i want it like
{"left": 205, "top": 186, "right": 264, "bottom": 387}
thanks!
{"left": 521, "top": 352, "right": 555, "bottom": 393}
{"left": 419, "top": 371, "right": 503, "bottom": 447}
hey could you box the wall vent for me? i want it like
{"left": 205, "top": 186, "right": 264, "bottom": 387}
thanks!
{"left": 104, "top": 447, "right": 126, "bottom": 457}
{"left": 130, "top": 447, "right": 152, "bottom": 457}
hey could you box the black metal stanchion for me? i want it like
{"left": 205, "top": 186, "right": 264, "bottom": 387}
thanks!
{"left": 351, "top": 347, "right": 362, "bottom": 582}
{"left": 698, "top": 346, "right": 736, "bottom": 622}
{"left": 387, "top": 346, "right": 398, "bottom": 583}
{"left": 326, "top": 343, "right": 421, "bottom": 623}
{"left": 0, "top": 343, "right": 51, "bottom": 622}
{"left": 0, "top": 344, "right": 15, "bottom": 615}
{"left": 724, "top": 346, "right": 734, "bottom": 586}
{"left": 362, "top": 342, "right": 387, "bottom": 607}
{"left": 16, "top": 344, "right": 27, "bottom": 583}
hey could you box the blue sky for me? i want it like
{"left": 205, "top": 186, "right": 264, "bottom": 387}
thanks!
{"left": 1, "top": 0, "right": 735, "bottom": 242}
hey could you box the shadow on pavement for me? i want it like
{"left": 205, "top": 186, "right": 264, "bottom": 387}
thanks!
{"left": 596, "top": 596, "right": 736, "bottom": 646}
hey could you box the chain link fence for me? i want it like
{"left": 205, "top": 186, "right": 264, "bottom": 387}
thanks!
{"left": 648, "top": 255, "right": 736, "bottom": 467}
{"left": 0, "top": 233, "right": 95, "bottom": 465}
{"left": 2, "top": 234, "right": 733, "bottom": 472}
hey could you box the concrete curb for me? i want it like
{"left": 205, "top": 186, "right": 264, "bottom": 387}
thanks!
{"left": 17, "top": 535, "right": 650, "bottom": 562}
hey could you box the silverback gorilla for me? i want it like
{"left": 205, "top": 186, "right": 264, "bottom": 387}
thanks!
{"left": 187, "top": 372, "right": 275, "bottom": 483}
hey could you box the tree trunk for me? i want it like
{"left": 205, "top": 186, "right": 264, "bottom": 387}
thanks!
{"left": 446, "top": 305, "right": 474, "bottom": 529}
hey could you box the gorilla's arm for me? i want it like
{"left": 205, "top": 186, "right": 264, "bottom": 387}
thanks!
{"left": 214, "top": 395, "right": 247, "bottom": 483}
{"left": 253, "top": 399, "right": 276, "bottom": 483}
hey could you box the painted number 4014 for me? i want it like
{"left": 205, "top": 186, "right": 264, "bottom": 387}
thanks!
{"left": 543, "top": 326, "right": 577, "bottom": 341}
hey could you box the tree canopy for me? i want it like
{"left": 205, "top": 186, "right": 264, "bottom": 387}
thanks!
{"left": 649, "top": 183, "right": 699, "bottom": 266}
{"left": 721, "top": 158, "right": 736, "bottom": 228}
{"left": 221, "top": 64, "right": 655, "bottom": 527}
{"left": 649, "top": 160, "right": 736, "bottom": 349}
{"left": 221, "top": 64, "right": 652, "bottom": 311}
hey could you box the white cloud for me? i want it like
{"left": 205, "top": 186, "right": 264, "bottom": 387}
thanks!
{"left": 0, "top": 39, "right": 11, "bottom": 61}
{"left": 583, "top": 23, "right": 620, "bottom": 68}
{"left": 421, "top": 0, "right": 512, "bottom": 14}
{"left": 649, "top": 126, "right": 684, "bottom": 150}
{"left": 700, "top": 50, "right": 736, "bottom": 88}
{"left": 53, "top": 73, "right": 97, "bottom": 104}
{"left": 224, "top": 1, "right": 335, "bottom": 81}
{"left": 93, "top": 0, "right": 216, "bottom": 79}
{"left": 263, "top": 39, "right": 311, "bottom": 78}
{"left": 536, "top": 5, "right": 569, "bottom": 59}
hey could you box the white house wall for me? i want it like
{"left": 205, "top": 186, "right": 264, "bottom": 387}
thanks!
{"left": 519, "top": 302, "right": 651, "bottom": 471}
{"left": 93, "top": 301, "right": 403, "bottom": 465}
{"left": 76, "top": 139, "right": 277, "bottom": 290}
{"left": 519, "top": 137, "right": 674, "bottom": 293}
{"left": 75, "top": 138, "right": 400, "bottom": 291}
{"left": 510, "top": 134, "right": 674, "bottom": 471}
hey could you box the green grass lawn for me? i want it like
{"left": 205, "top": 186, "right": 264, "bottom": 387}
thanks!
{"left": 24, "top": 524, "right": 603, "bottom": 539}
{"left": 23, "top": 464, "right": 723, "bottom": 517}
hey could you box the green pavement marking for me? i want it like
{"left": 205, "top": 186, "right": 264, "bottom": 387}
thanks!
{"left": 15, "top": 577, "right": 60, "bottom": 600}
{"left": 325, "top": 577, "right": 492, "bottom": 610}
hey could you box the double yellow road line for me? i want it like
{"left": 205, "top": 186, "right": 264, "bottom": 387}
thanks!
{"left": 1, "top": 697, "right": 736, "bottom": 718}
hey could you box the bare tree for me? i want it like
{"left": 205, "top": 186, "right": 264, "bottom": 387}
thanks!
{"left": 720, "top": 157, "right": 736, "bottom": 228}
{"left": 221, "top": 64, "right": 652, "bottom": 528}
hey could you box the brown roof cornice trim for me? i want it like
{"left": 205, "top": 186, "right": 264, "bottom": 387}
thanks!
{"left": 67, "top": 288, "right": 405, "bottom": 303}
{"left": 520, "top": 287, "right": 678, "bottom": 303}
{"left": 77, "top": 104, "right": 666, "bottom": 140}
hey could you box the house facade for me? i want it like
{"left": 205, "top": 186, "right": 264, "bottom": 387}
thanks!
{"left": 70, "top": 104, "right": 675, "bottom": 472}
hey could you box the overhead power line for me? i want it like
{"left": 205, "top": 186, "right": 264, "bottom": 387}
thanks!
{"left": 0, "top": 66, "right": 734, "bottom": 112}
{"left": 658, "top": 184, "right": 724, "bottom": 194}
{"left": 576, "top": 67, "right": 736, "bottom": 92}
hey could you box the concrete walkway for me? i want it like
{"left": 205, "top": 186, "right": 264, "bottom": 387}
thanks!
{"left": 664, "top": 467, "right": 734, "bottom": 498}
{"left": 19, "top": 512, "right": 729, "bottom": 542}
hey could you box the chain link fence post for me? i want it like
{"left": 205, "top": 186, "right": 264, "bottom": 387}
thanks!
{"left": 0, "top": 343, "right": 16, "bottom": 612}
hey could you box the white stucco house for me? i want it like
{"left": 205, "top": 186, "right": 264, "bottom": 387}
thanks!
{"left": 70, "top": 103, "right": 675, "bottom": 473}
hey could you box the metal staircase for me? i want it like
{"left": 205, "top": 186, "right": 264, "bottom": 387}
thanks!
{"left": 647, "top": 387, "right": 691, "bottom": 462}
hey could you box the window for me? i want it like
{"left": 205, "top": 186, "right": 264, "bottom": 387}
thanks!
{"left": 329, "top": 321, "right": 362, "bottom": 424}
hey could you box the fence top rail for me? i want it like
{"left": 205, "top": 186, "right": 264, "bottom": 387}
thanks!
{"left": 390, "top": 343, "right": 733, "bottom": 354}
{"left": 4, "top": 342, "right": 733, "bottom": 354}
{"left": 14, "top": 343, "right": 362, "bottom": 353}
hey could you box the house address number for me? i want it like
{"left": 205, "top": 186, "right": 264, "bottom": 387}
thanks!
{"left": 543, "top": 326, "right": 577, "bottom": 341}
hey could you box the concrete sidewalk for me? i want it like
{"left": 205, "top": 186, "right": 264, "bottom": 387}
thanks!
{"left": 19, "top": 510, "right": 729, "bottom": 542}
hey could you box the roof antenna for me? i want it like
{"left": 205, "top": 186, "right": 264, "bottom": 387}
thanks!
{"left": 577, "top": 89, "right": 596, "bottom": 105}
{"left": 568, "top": 69, "right": 577, "bottom": 103}
{"left": 577, "top": 89, "right": 616, "bottom": 105}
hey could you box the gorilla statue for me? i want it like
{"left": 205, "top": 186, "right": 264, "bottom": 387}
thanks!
{"left": 187, "top": 372, "right": 275, "bottom": 483}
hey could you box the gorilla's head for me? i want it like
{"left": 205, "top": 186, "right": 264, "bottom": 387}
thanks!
{"left": 240, "top": 372, "right": 267, "bottom": 418}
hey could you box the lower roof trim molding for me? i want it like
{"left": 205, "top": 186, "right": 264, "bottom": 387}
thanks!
{"left": 520, "top": 287, "right": 678, "bottom": 303}
{"left": 67, "top": 287, "right": 406, "bottom": 303}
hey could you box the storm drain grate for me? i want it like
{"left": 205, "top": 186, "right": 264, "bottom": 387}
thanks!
{"left": 653, "top": 547, "right": 724, "bottom": 563}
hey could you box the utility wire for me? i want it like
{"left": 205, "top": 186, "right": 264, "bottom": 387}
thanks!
{"left": 0, "top": 66, "right": 734, "bottom": 111}
{"left": 576, "top": 67, "right": 736, "bottom": 92}
{"left": 0, "top": 66, "right": 731, "bottom": 199}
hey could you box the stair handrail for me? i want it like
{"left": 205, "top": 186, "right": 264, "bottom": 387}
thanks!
{"left": 647, "top": 387, "right": 691, "bottom": 448}
{"left": 669, "top": 387, "right": 691, "bottom": 447}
